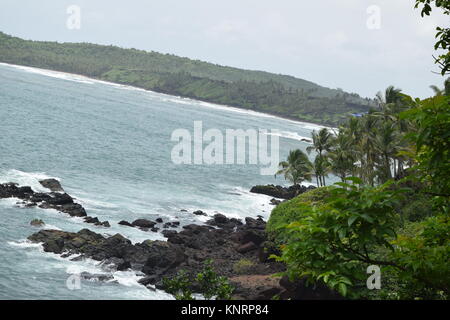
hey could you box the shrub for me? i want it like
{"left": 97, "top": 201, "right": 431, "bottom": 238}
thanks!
{"left": 266, "top": 186, "right": 331, "bottom": 242}
{"left": 232, "top": 259, "right": 255, "bottom": 274}
{"left": 272, "top": 178, "right": 449, "bottom": 299}
{"left": 162, "top": 260, "right": 234, "bottom": 300}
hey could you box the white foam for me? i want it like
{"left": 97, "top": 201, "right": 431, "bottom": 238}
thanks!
{"left": 72, "top": 191, "right": 119, "bottom": 209}
{"left": 0, "top": 63, "right": 95, "bottom": 84}
{"left": 7, "top": 240, "right": 43, "bottom": 249}
{"left": 263, "top": 131, "right": 312, "bottom": 143}
{"left": 0, "top": 169, "right": 59, "bottom": 193}
{"left": 0, "top": 62, "right": 333, "bottom": 130}
{"left": 42, "top": 224, "right": 62, "bottom": 231}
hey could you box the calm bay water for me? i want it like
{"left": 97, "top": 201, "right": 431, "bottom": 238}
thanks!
{"left": 0, "top": 63, "right": 334, "bottom": 299}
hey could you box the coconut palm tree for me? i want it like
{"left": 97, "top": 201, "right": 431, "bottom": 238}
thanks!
{"left": 327, "top": 131, "right": 356, "bottom": 182}
{"left": 374, "top": 122, "right": 398, "bottom": 183}
{"left": 430, "top": 77, "right": 450, "bottom": 96}
{"left": 306, "top": 128, "right": 334, "bottom": 185}
{"left": 276, "top": 149, "right": 313, "bottom": 186}
{"left": 375, "top": 86, "right": 404, "bottom": 121}
{"left": 311, "top": 155, "right": 330, "bottom": 187}
{"left": 358, "top": 114, "right": 378, "bottom": 186}
{"left": 306, "top": 128, "right": 334, "bottom": 157}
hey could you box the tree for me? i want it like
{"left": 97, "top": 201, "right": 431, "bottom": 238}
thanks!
{"left": 414, "top": 0, "right": 450, "bottom": 75}
{"left": 276, "top": 149, "right": 313, "bottom": 185}
{"left": 273, "top": 179, "right": 449, "bottom": 299}
{"left": 401, "top": 94, "right": 450, "bottom": 198}
{"left": 430, "top": 77, "right": 450, "bottom": 96}
{"left": 311, "top": 155, "right": 330, "bottom": 187}
{"left": 373, "top": 122, "right": 398, "bottom": 183}
{"left": 327, "top": 131, "right": 356, "bottom": 182}
{"left": 306, "top": 128, "right": 334, "bottom": 185}
{"left": 357, "top": 114, "right": 378, "bottom": 186}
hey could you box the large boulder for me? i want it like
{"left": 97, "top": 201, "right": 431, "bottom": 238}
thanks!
{"left": 46, "top": 193, "right": 73, "bottom": 205}
{"left": 59, "top": 203, "right": 87, "bottom": 217}
{"left": 141, "top": 241, "right": 186, "bottom": 274}
{"left": 118, "top": 220, "right": 133, "bottom": 227}
{"left": 39, "top": 179, "right": 64, "bottom": 192}
{"left": 132, "top": 219, "right": 156, "bottom": 229}
{"left": 250, "top": 184, "right": 315, "bottom": 200}
{"left": 30, "top": 219, "right": 45, "bottom": 227}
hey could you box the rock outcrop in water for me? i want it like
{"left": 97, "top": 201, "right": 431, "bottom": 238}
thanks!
{"left": 250, "top": 184, "right": 316, "bottom": 200}
{"left": 3, "top": 180, "right": 338, "bottom": 299}
{"left": 27, "top": 213, "right": 339, "bottom": 300}
{"left": 0, "top": 182, "right": 110, "bottom": 227}
{"left": 39, "top": 178, "right": 64, "bottom": 192}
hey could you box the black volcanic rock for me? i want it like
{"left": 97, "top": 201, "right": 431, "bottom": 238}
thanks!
{"left": 0, "top": 182, "right": 108, "bottom": 226}
{"left": 118, "top": 220, "right": 133, "bottom": 227}
{"left": 132, "top": 219, "right": 156, "bottom": 229}
{"left": 39, "top": 179, "right": 64, "bottom": 192}
{"left": 250, "top": 184, "right": 315, "bottom": 200}
{"left": 192, "top": 210, "right": 207, "bottom": 216}
{"left": 25, "top": 204, "right": 334, "bottom": 300}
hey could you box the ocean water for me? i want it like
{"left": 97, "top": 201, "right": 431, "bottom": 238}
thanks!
{"left": 0, "top": 62, "right": 335, "bottom": 299}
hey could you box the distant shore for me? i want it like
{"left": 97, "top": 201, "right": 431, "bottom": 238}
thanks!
{"left": 0, "top": 62, "right": 335, "bottom": 131}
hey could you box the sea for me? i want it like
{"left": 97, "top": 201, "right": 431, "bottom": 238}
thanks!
{"left": 0, "top": 62, "right": 335, "bottom": 299}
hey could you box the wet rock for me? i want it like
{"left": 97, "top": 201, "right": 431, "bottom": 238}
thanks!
{"left": 155, "top": 218, "right": 163, "bottom": 223}
{"left": 162, "top": 230, "right": 177, "bottom": 238}
{"left": 138, "top": 275, "right": 159, "bottom": 286}
{"left": 100, "top": 221, "right": 111, "bottom": 228}
{"left": 213, "top": 213, "right": 228, "bottom": 224}
{"left": 84, "top": 216, "right": 100, "bottom": 224}
{"left": 118, "top": 220, "right": 133, "bottom": 227}
{"left": 46, "top": 193, "right": 73, "bottom": 206}
{"left": 59, "top": 203, "right": 87, "bottom": 217}
{"left": 69, "top": 255, "right": 85, "bottom": 262}
{"left": 250, "top": 184, "right": 315, "bottom": 200}
{"left": 141, "top": 241, "right": 186, "bottom": 274}
{"left": 270, "top": 198, "right": 281, "bottom": 206}
{"left": 132, "top": 219, "right": 156, "bottom": 229}
{"left": 80, "top": 272, "right": 115, "bottom": 282}
{"left": 39, "top": 179, "right": 64, "bottom": 192}
{"left": 30, "top": 219, "right": 45, "bottom": 227}
{"left": 193, "top": 210, "right": 207, "bottom": 216}
{"left": 30, "top": 193, "right": 52, "bottom": 203}
{"left": 101, "top": 257, "right": 131, "bottom": 271}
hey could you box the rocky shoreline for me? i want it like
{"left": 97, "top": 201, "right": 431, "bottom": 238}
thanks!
{"left": 0, "top": 180, "right": 110, "bottom": 227}
{"left": 250, "top": 184, "right": 316, "bottom": 200}
{"left": 1, "top": 180, "right": 338, "bottom": 300}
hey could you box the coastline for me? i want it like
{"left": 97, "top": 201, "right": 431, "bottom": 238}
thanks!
{"left": 0, "top": 179, "right": 331, "bottom": 300}
{"left": 0, "top": 62, "right": 335, "bottom": 131}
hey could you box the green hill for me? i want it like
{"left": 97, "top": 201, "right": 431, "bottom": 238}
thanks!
{"left": 0, "top": 31, "right": 373, "bottom": 125}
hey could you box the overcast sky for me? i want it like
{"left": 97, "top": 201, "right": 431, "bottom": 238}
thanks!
{"left": 1, "top": 0, "right": 448, "bottom": 98}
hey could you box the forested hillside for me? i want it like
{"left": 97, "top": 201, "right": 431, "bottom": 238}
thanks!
{"left": 0, "top": 32, "right": 373, "bottom": 126}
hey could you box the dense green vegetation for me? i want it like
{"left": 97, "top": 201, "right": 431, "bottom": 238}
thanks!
{"left": 269, "top": 2, "right": 449, "bottom": 297}
{"left": 0, "top": 31, "right": 372, "bottom": 126}
{"left": 415, "top": 0, "right": 450, "bottom": 75}
{"left": 269, "top": 76, "right": 449, "bottom": 299}
{"left": 162, "top": 260, "right": 234, "bottom": 300}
